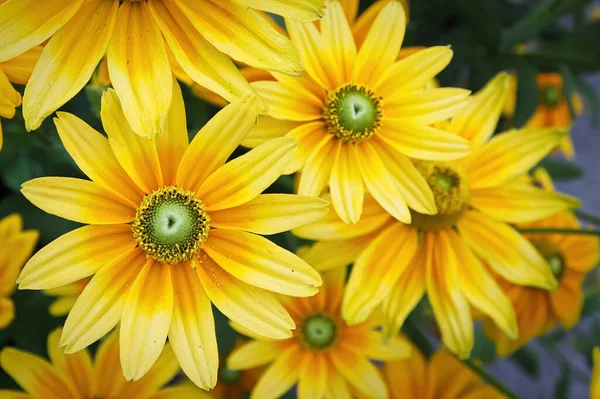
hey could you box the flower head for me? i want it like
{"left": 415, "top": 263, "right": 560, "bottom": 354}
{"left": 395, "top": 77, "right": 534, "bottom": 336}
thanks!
{"left": 241, "top": 0, "right": 473, "bottom": 224}
{"left": 17, "top": 83, "right": 327, "bottom": 389}
{"left": 0, "top": 0, "right": 326, "bottom": 136}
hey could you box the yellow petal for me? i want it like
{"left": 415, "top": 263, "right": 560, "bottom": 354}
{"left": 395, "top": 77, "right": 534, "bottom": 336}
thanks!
{"left": 54, "top": 112, "right": 143, "bottom": 205}
{"left": 297, "top": 353, "right": 328, "bottom": 399}
{"left": 209, "top": 194, "right": 329, "bottom": 235}
{"left": 342, "top": 223, "right": 418, "bottom": 325}
{"left": 252, "top": 81, "right": 323, "bottom": 121}
{"left": 47, "top": 329, "right": 94, "bottom": 398}
{"left": 48, "top": 296, "right": 77, "bottom": 317}
{"left": 176, "top": 94, "right": 261, "bottom": 192}
{"left": 175, "top": 0, "right": 302, "bottom": 75}
{"left": 321, "top": 0, "right": 356, "bottom": 86}
{"left": 329, "top": 144, "right": 364, "bottom": 224}
{"left": 0, "top": 213, "right": 22, "bottom": 237}
{"left": 384, "top": 349, "right": 427, "bottom": 399}
{"left": 378, "top": 120, "right": 471, "bottom": 161}
{"left": 297, "top": 237, "right": 371, "bottom": 271}
{"left": 465, "top": 127, "right": 569, "bottom": 190}
{"left": 21, "top": 177, "right": 134, "bottom": 225}
{"left": 0, "top": 0, "right": 84, "bottom": 62}
{"left": 250, "top": 346, "right": 301, "bottom": 399}
{"left": 340, "top": 0, "right": 359, "bottom": 21}
{"left": 0, "top": 347, "right": 76, "bottom": 399}
{"left": 1, "top": 45, "right": 43, "bottom": 84}
{"left": 120, "top": 260, "right": 173, "bottom": 381}
{"left": 93, "top": 331, "right": 127, "bottom": 398}
{"left": 203, "top": 229, "right": 321, "bottom": 297}
{"left": 358, "top": 331, "right": 411, "bottom": 361}
{"left": 168, "top": 265, "right": 218, "bottom": 390}
{"left": 373, "top": 46, "right": 453, "bottom": 97}
{"left": 352, "top": 0, "right": 405, "bottom": 87}
{"left": 22, "top": 0, "right": 118, "bottom": 131}
{"left": 286, "top": 19, "right": 332, "bottom": 89}
{"left": 108, "top": 0, "right": 172, "bottom": 138}
{"left": 384, "top": 88, "right": 471, "bottom": 125}
{"left": 60, "top": 249, "right": 146, "bottom": 354}
{"left": 0, "top": 298, "right": 14, "bottom": 330}
{"left": 283, "top": 121, "right": 327, "bottom": 174}
{"left": 149, "top": 386, "right": 212, "bottom": 399}
{"left": 447, "top": 72, "right": 509, "bottom": 148}
{"left": 199, "top": 137, "right": 297, "bottom": 211}
{"left": 148, "top": 0, "right": 260, "bottom": 107}
{"left": 329, "top": 346, "right": 387, "bottom": 399}
{"left": 457, "top": 210, "right": 557, "bottom": 289}
{"left": 0, "top": 68, "right": 20, "bottom": 119}
{"left": 234, "top": 0, "right": 325, "bottom": 21}
{"left": 298, "top": 135, "right": 339, "bottom": 197}
{"left": 227, "top": 340, "right": 281, "bottom": 370}
{"left": 18, "top": 225, "right": 135, "bottom": 290}
{"left": 0, "top": 230, "right": 38, "bottom": 296}
{"left": 357, "top": 141, "right": 410, "bottom": 223}
{"left": 101, "top": 89, "right": 164, "bottom": 193}
{"left": 195, "top": 253, "right": 295, "bottom": 340}
{"left": 242, "top": 116, "right": 301, "bottom": 149}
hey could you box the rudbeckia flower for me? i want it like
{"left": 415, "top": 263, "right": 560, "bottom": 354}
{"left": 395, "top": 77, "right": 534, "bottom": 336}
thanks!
{"left": 240, "top": 0, "right": 472, "bottom": 224}
{"left": 0, "top": 328, "right": 209, "bottom": 398}
{"left": 228, "top": 263, "right": 410, "bottom": 399}
{"left": 0, "top": 213, "right": 38, "bottom": 328}
{"left": 16, "top": 84, "right": 327, "bottom": 389}
{"left": 44, "top": 278, "right": 88, "bottom": 317}
{"left": 484, "top": 169, "right": 599, "bottom": 356}
{"left": 294, "top": 72, "right": 581, "bottom": 358}
{"left": 383, "top": 348, "right": 505, "bottom": 398}
{"left": 0, "top": 0, "right": 326, "bottom": 137}
{"left": 0, "top": 45, "right": 41, "bottom": 150}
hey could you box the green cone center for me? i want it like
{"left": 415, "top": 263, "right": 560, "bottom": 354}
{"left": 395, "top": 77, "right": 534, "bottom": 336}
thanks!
{"left": 323, "top": 84, "right": 382, "bottom": 143}
{"left": 301, "top": 313, "right": 337, "bottom": 350}
{"left": 219, "top": 366, "right": 242, "bottom": 385}
{"left": 132, "top": 186, "right": 210, "bottom": 265}
{"left": 541, "top": 86, "right": 561, "bottom": 107}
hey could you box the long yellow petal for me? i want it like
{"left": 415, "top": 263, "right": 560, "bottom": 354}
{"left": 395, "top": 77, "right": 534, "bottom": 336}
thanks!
{"left": 175, "top": 0, "right": 301, "bottom": 75}
{"left": 339, "top": 0, "right": 359, "bottom": 22}
{"left": 242, "top": 116, "right": 300, "bottom": 149}
{"left": 21, "top": 177, "right": 134, "bottom": 225}
{"left": 1, "top": 45, "right": 43, "bottom": 84}
{"left": 47, "top": 329, "right": 93, "bottom": 398}
{"left": 342, "top": 223, "right": 418, "bottom": 325}
{"left": 234, "top": 0, "right": 325, "bottom": 21}
{"left": 61, "top": 249, "right": 145, "bottom": 354}
{"left": 0, "top": 230, "right": 38, "bottom": 296}
{"left": 329, "top": 346, "right": 387, "bottom": 399}
{"left": 330, "top": 144, "right": 364, "bottom": 224}
{"left": 0, "top": 68, "right": 20, "bottom": 119}
{"left": 356, "top": 331, "right": 411, "bottom": 361}
{"left": 283, "top": 121, "right": 327, "bottom": 174}
{"left": 176, "top": 94, "right": 260, "bottom": 192}
{"left": 0, "top": 0, "right": 84, "bottom": 62}
{"left": 92, "top": 331, "right": 126, "bottom": 398}
{"left": 352, "top": 0, "right": 405, "bottom": 86}
{"left": 457, "top": 210, "right": 557, "bottom": 289}
{"left": 108, "top": 0, "right": 172, "bottom": 139}
{"left": 120, "top": 260, "right": 173, "bottom": 381}
{"left": 22, "top": 0, "right": 118, "bottom": 131}
{"left": 465, "top": 127, "right": 569, "bottom": 190}
{"left": 250, "top": 346, "right": 301, "bottom": 399}
{"left": 297, "top": 353, "right": 328, "bottom": 399}
{"left": 209, "top": 194, "right": 328, "bottom": 235}
{"left": 252, "top": 81, "right": 322, "bottom": 121}
{"left": 297, "top": 237, "right": 371, "bottom": 271}
{"left": 199, "top": 137, "right": 297, "bottom": 211}
{"left": 168, "top": 265, "right": 218, "bottom": 390}
{"left": 297, "top": 135, "right": 338, "bottom": 197}
{"left": 227, "top": 340, "right": 281, "bottom": 370}
{"left": 195, "top": 252, "right": 295, "bottom": 340}
{"left": 286, "top": 19, "right": 332, "bottom": 89}
{"left": 204, "top": 229, "right": 321, "bottom": 297}
{"left": 321, "top": 0, "right": 356, "bottom": 86}
{"left": 54, "top": 112, "right": 144, "bottom": 205}
{"left": 101, "top": 89, "right": 164, "bottom": 193}
{"left": 383, "top": 88, "right": 471, "bottom": 125}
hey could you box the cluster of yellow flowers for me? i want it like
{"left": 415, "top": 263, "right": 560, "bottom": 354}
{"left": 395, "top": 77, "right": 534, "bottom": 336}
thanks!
{"left": 0, "top": 0, "right": 598, "bottom": 398}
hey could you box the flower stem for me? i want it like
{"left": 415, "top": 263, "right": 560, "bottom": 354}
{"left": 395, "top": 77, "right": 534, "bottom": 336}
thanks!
{"left": 461, "top": 359, "right": 521, "bottom": 399}
{"left": 517, "top": 228, "right": 600, "bottom": 236}
{"left": 575, "top": 210, "right": 600, "bottom": 226}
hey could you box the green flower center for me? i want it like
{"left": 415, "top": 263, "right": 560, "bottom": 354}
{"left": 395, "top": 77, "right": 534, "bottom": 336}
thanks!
{"left": 323, "top": 84, "right": 383, "bottom": 143}
{"left": 532, "top": 239, "right": 565, "bottom": 280}
{"left": 219, "top": 366, "right": 242, "bottom": 385}
{"left": 411, "top": 161, "right": 471, "bottom": 232}
{"left": 540, "top": 85, "right": 562, "bottom": 108}
{"left": 301, "top": 313, "right": 338, "bottom": 350}
{"left": 132, "top": 186, "right": 210, "bottom": 265}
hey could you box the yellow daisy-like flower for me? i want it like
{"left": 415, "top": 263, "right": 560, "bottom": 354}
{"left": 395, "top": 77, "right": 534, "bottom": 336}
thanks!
{"left": 0, "top": 328, "right": 209, "bottom": 399}
{"left": 294, "top": 72, "right": 581, "bottom": 358}
{"left": 383, "top": 348, "right": 505, "bottom": 398}
{"left": 241, "top": 0, "right": 472, "bottom": 224}
{"left": 43, "top": 278, "right": 89, "bottom": 317}
{"left": 228, "top": 264, "right": 411, "bottom": 399}
{"left": 484, "top": 169, "right": 600, "bottom": 356}
{"left": 0, "top": 0, "right": 326, "bottom": 137}
{"left": 16, "top": 83, "right": 327, "bottom": 389}
{"left": 0, "top": 213, "right": 38, "bottom": 329}
{"left": 0, "top": 45, "right": 41, "bottom": 150}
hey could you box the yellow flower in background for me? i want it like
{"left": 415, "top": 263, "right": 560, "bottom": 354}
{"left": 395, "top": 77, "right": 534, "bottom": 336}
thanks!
{"left": 383, "top": 348, "right": 505, "bottom": 399}
{"left": 294, "top": 72, "right": 581, "bottom": 358}
{"left": 0, "top": 45, "right": 41, "bottom": 151}
{"left": 504, "top": 73, "right": 584, "bottom": 159}
{"left": 0, "top": 213, "right": 38, "bottom": 329}
{"left": 0, "top": 0, "right": 326, "bottom": 137}
{"left": 43, "top": 278, "right": 88, "bottom": 317}
{"left": 17, "top": 83, "right": 327, "bottom": 389}
{"left": 592, "top": 347, "right": 600, "bottom": 399}
{"left": 484, "top": 169, "right": 600, "bottom": 356}
{"left": 228, "top": 264, "right": 411, "bottom": 399}
{"left": 241, "top": 0, "right": 472, "bottom": 225}
{"left": 0, "top": 328, "right": 209, "bottom": 399}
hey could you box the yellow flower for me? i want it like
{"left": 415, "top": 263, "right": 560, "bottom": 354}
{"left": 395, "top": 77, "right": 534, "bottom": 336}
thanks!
{"left": 0, "top": 328, "right": 210, "bottom": 399}
{"left": 228, "top": 264, "right": 411, "bottom": 399}
{"left": 383, "top": 348, "right": 505, "bottom": 398}
{"left": 0, "top": 213, "right": 38, "bottom": 329}
{"left": 0, "top": 45, "right": 41, "bottom": 150}
{"left": 0, "top": 0, "right": 326, "bottom": 137}
{"left": 592, "top": 347, "right": 600, "bottom": 399}
{"left": 294, "top": 72, "right": 581, "bottom": 358}
{"left": 43, "top": 278, "right": 89, "bottom": 317}
{"left": 17, "top": 84, "right": 327, "bottom": 389}
{"left": 240, "top": 0, "right": 472, "bottom": 225}
{"left": 484, "top": 169, "right": 600, "bottom": 356}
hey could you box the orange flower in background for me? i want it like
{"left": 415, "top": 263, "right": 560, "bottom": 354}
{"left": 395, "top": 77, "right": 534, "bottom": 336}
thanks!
{"left": 43, "top": 278, "right": 88, "bottom": 317}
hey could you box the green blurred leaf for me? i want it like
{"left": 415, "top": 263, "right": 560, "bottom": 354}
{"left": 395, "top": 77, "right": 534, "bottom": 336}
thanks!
{"left": 537, "top": 158, "right": 584, "bottom": 181}
{"left": 471, "top": 325, "right": 497, "bottom": 363}
{"left": 84, "top": 85, "right": 106, "bottom": 119}
{"left": 572, "top": 75, "right": 600, "bottom": 127}
{"left": 554, "top": 365, "right": 571, "bottom": 399}
{"left": 511, "top": 346, "right": 540, "bottom": 378}
{"left": 457, "top": 0, "right": 501, "bottom": 50}
{"left": 558, "top": 64, "right": 578, "bottom": 120}
{"left": 548, "top": 0, "right": 593, "bottom": 15}
{"left": 514, "top": 64, "right": 539, "bottom": 128}
{"left": 545, "top": 21, "right": 600, "bottom": 72}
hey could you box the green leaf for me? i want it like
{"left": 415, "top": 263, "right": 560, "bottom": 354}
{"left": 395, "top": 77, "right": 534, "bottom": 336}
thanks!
{"left": 545, "top": 21, "right": 600, "bottom": 72}
{"left": 471, "top": 325, "right": 497, "bottom": 363}
{"left": 554, "top": 365, "right": 571, "bottom": 399}
{"left": 513, "top": 64, "right": 539, "bottom": 128}
{"left": 456, "top": 0, "right": 501, "bottom": 50}
{"left": 572, "top": 75, "right": 600, "bottom": 126}
{"left": 511, "top": 346, "right": 540, "bottom": 377}
{"left": 558, "top": 64, "right": 578, "bottom": 120}
{"left": 537, "top": 158, "right": 584, "bottom": 181}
